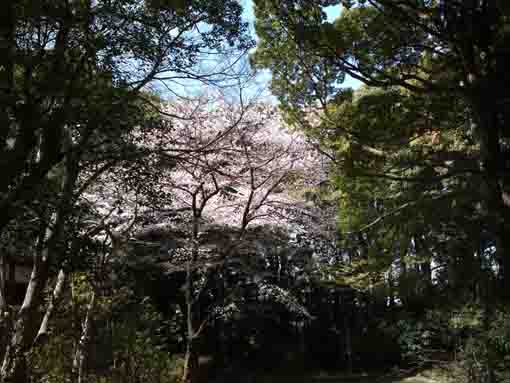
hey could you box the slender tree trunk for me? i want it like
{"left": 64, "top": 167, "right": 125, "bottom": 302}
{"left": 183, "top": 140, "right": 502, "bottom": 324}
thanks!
{"left": 0, "top": 255, "right": 11, "bottom": 362}
{"left": 72, "top": 290, "right": 96, "bottom": 383}
{"left": 496, "top": 232, "right": 510, "bottom": 296}
{"left": 182, "top": 338, "right": 198, "bottom": 383}
{"left": 0, "top": 314, "right": 11, "bottom": 369}
{"left": 33, "top": 268, "right": 67, "bottom": 346}
{"left": 0, "top": 152, "right": 78, "bottom": 383}
{"left": 414, "top": 237, "right": 432, "bottom": 297}
{"left": 483, "top": 272, "right": 495, "bottom": 383}
{"left": 298, "top": 321, "right": 306, "bottom": 356}
{"left": 473, "top": 94, "right": 510, "bottom": 297}
{"left": 344, "top": 294, "right": 353, "bottom": 374}
{"left": 0, "top": 250, "right": 49, "bottom": 383}
{"left": 474, "top": 92, "right": 504, "bottom": 379}
{"left": 387, "top": 266, "right": 395, "bottom": 308}
{"left": 182, "top": 199, "right": 202, "bottom": 383}
{"left": 399, "top": 257, "right": 409, "bottom": 307}
{"left": 182, "top": 254, "right": 198, "bottom": 383}
{"left": 0, "top": 256, "right": 7, "bottom": 310}
{"left": 0, "top": 211, "right": 58, "bottom": 383}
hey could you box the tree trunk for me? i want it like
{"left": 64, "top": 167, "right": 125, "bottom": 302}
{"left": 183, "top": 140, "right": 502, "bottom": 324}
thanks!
{"left": 344, "top": 296, "right": 353, "bottom": 374}
{"left": 181, "top": 198, "right": 203, "bottom": 383}
{"left": 387, "top": 266, "right": 395, "bottom": 308}
{"left": 496, "top": 231, "right": 510, "bottom": 296}
{"left": 182, "top": 338, "right": 198, "bottom": 383}
{"left": 472, "top": 91, "right": 510, "bottom": 297}
{"left": 33, "top": 268, "right": 67, "bottom": 346}
{"left": 0, "top": 312, "right": 10, "bottom": 367}
{"left": 0, "top": 152, "right": 78, "bottom": 383}
{"left": 414, "top": 237, "right": 432, "bottom": 297}
{"left": 483, "top": 271, "right": 495, "bottom": 383}
{"left": 0, "top": 251, "right": 49, "bottom": 383}
{"left": 182, "top": 253, "right": 197, "bottom": 383}
{"left": 0, "top": 255, "right": 11, "bottom": 362}
{"left": 72, "top": 290, "right": 96, "bottom": 383}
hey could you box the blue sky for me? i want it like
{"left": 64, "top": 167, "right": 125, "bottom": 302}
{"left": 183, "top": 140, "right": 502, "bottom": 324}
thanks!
{"left": 156, "top": 1, "right": 358, "bottom": 101}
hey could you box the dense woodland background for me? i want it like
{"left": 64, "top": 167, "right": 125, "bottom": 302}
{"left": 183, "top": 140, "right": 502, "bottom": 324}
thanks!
{"left": 1, "top": 1, "right": 510, "bottom": 382}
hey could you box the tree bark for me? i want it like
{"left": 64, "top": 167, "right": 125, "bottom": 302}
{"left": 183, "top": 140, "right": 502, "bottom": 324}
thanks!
{"left": 343, "top": 293, "right": 353, "bottom": 374}
{"left": 473, "top": 94, "right": 510, "bottom": 297}
{"left": 0, "top": 255, "right": 10, "bottom": 362}
{"left": 72, "top": 290, "right": 96, "bottom": 383}
{"left": 0, "top": 247, "right": 49, "bottom": 383}
{"left": 482, "top": 268, "right": 495, "bottom": 383}
{"left": 182, "top": 337, "right": 198, "bottom": 383}
{"left": 182, "top": 252, "right": 198, "bottom": 383}
{"left": 0, "top": 151, "right": 78, "bottom": 383}
{"left": 33, "top": 268, "right": 67, "bottom": 346}
{"left": 182, "top": 196, "right": 203, "bottom": 383}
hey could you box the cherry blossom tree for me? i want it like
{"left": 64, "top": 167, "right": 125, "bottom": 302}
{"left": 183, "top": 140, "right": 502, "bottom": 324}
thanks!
{"left": 74, "top": 91, "right": 329, "bottom": 382}
{"left": 147, "top": 95, "right": 332, "bottom": 382}
{"left": 12, "top": 84, "right": 334, "bottom": 383}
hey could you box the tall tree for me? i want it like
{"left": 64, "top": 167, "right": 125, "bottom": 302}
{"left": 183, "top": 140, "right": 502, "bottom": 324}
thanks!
{"left": 251, "top": 0, "right": 510, "bottom": 293}
{"left": 0, "top": 1, "right": 252, "bottom": 381}
{"left": 0, "top": 0, "right": 252, "bottom": 234}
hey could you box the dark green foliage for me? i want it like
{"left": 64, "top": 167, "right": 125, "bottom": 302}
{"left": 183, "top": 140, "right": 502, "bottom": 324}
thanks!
{"left": 250, "top": 0, "right": 510, "bottom": 381}
{"left": 5, "top": 0, "right": 510, "bottom": 381}
{"left": 0, "top": 0, "right": 253, "bottom": 232}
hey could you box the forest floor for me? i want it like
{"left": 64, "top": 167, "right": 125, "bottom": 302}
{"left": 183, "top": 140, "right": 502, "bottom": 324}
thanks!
{"left": 308, "top": 368, "right": 452, "bottom": 383}
{"left": 309, "top": 375, "right": 441, "bottom": 383}
{"left": 249, "top": 367, "right": 453, "bottom": 383}
{"left": 209, "top": 359, "right": 455, "bottom": 383}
